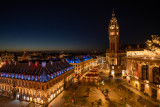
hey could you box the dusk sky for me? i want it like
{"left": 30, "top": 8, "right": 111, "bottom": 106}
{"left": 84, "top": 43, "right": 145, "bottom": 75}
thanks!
{"left": 0, "top": 0, "right": 160, "bottom": 51}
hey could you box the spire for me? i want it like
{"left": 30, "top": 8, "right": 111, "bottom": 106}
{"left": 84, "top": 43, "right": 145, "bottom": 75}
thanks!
{"left": 112, "top": 9, "right": 115, "bottom": 17}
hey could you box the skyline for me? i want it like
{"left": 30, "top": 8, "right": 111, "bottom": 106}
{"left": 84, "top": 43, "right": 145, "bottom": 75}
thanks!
{"left": 0, "top": 0, "right": 160, "bottom": 51}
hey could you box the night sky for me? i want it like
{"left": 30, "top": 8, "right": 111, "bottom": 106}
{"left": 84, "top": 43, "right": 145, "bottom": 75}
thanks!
{"left": 0, "top": 0, "right": 160, "bottom": 51}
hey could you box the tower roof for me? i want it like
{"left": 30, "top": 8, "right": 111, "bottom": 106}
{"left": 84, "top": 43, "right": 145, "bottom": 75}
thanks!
{"left": 112, "top": 9, "right": 115, "bottom": 17}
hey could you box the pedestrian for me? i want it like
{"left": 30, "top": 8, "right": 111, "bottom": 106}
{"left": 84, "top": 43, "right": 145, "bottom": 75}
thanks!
{"left": 125, "top": 97, "right": 126, "bottom": 101}
{"left": 91, "top": 102, "right": 94, "bottom": 107}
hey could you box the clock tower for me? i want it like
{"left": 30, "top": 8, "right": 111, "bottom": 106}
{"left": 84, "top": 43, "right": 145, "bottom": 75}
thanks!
{"left": 108, "top": 10, "right": 119, "bottom": 53}
{"left": 106, "top": 10, "right": 127, "bottom": 76}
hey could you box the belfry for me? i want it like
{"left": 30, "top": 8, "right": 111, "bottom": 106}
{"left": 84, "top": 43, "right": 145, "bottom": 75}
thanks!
{"left": 106, "top": 10, "right": 126, "bottom": 76}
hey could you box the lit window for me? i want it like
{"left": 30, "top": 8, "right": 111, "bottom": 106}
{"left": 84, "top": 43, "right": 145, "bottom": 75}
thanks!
{"left": 112, "top": 66, "right": 114, "bottom": 69}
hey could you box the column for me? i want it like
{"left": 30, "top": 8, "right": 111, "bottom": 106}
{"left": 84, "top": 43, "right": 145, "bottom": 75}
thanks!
{"left": 138, "top": 63, "right": 142, "bottom": 79}
{"left": 149, "top": 65, "right": 153, "bottom": 83}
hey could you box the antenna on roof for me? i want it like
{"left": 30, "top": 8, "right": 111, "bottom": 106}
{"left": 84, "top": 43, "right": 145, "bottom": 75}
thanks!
{"left": 112, "top": 8, "right": 115, "bottom": 17}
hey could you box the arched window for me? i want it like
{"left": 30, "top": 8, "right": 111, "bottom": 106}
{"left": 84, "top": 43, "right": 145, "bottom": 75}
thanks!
{"left": 42, "top": 85, "right": 44, "bottom": 90}
{"left": 142, "top": 65, "right": 146, "bottom": 80}
{"left": 152, "top": 67, "right": 160, "bottom": 84}
{"left": 142, "top": 65, "right": 149, "bottom": 80}
{"left": 146, "top": 65, "right": 149, "bottom": 80}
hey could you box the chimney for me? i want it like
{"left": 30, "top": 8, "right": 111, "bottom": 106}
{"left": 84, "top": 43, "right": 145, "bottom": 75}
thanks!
{"left": 50, "top": 61, "right": 53, "bottom": 65}
{"left": 42, "top": 62, "right": 46, "bottom": 67}
{"left": 35, "top": 61, "right": 39, "bottom": 67}
{"left": 4, "top": 61, "right": 7, "bottom": 65}
{"left": 29, "top": 61, "right": 31, "bottom": 66}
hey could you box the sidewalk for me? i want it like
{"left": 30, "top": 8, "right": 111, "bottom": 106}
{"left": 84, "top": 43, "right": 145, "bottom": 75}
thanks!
{"left": 123, "top": 83, "right": 160, "bottom": 106}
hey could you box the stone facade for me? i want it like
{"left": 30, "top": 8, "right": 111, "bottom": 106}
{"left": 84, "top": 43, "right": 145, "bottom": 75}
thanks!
{"left": 126, "top": 35, "right": 160, "bottom": 101}
{"left": 0, "top": 61, "right": 74, "bottom": 105}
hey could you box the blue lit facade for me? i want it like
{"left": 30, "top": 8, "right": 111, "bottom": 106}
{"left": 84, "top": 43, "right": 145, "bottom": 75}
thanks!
{"left": 66, "top": 55, "right": 93, "bottom": 75}
{"left": 66, "top": 55, "right": 92, "bottom": 63}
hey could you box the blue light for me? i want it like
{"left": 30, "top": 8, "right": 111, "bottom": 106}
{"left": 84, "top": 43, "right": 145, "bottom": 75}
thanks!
{"left": 51, "top": 74, "right": 53, "bottom": 79}
{"left": 6, "top": 73, "right": 8, "bottom": 77}
{"left": 12, "top": 74, "right": 14, "bottom": 78}
{"left": 54, "top": 73, "right": 56, "bottom": 77}
{"left": 35, "top": 76, "right": 37, "bottom": 81}
{"left": 48, "top": 75, "right": 50, "bottom": 80}
{"left": 18, "top": 75, "right": 20, "bottom": 79}
{"left": 25, "top": 75, "right": 27, "bottom": 80}
{"left": 22, "top": 75, "right": 24, "bottom": 79}
{"left": 28, "top": 76, "right": 30, "bottom": 80}
{"left": 15, "top": 74, "right": 17, "bottom": 78}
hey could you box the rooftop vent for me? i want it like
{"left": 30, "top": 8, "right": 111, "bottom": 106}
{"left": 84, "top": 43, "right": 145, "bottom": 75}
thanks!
{"left": 42, "top": 62, "right": 46, "bottom": 67}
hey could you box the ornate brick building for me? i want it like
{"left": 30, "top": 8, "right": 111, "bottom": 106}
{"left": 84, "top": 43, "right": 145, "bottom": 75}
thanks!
{"left": 126, "top": 35, "right": 160, "bottom": 100}
{"left": 0, "top": 60, "right": 74, "bottom": 105}
{"left": 66, "top": 55, "right": 93, "bottom": 76}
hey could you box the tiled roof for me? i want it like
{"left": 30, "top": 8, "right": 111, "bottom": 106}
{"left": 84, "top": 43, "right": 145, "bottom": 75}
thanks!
{"left": 66, "top": 55, "right": 92, "bottom": 63}
{"left": 0, "top": 61, "right": 73, "bottom": 82}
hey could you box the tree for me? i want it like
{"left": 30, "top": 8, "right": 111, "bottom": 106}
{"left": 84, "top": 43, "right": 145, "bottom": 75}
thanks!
{"left": 97, "top": 81, "right": 102, "bottom": 89}
{"left": 81, "top": 97, "right": 88, "bottom": 107}
{"left": 120, "top": 100, "right": 126, "bottom": 107}
{"left": 62, "top": 95, "right": 69, "bottom": 106}
{"left": 95, "top": 99, "right": 102, "bottom": 107}
{"left": 73, "top": 84, "right": 78, "bottom": 91}
{"left": 104, "top": 88, "right": 111, "bottom": 99}
{"left": 85, "top": 87, "right": 90, "bottom": 96}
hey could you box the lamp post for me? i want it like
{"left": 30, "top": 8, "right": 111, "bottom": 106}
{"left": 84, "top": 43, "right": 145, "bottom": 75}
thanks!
{"left": 102, "top": 80, "right": 104, "bottom": 92}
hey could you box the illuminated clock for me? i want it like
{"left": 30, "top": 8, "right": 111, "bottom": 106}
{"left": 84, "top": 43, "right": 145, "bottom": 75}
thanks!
{"left": 110, "top": 25, "right": 115, "bottom": 29}
{"left": 110, "top": 32, "right": 115, "bottom": 35}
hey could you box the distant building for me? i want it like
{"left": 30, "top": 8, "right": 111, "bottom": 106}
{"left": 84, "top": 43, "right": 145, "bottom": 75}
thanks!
{"left": 126, "top": 35, "right": 160, "bottom": 101}
{"left": 0, "top": 52, "right": 14, "bottom": 62}
{"left": 66, "top": 55, "right": 93, "bottom": 76}
{"left": 0, "top": 61, "right": 74, "bottom": 105}
{"left": 17, "top": 50, "right": 29, "bottom": 62}
{"left": 97, "top": 55, "right": 106, "bottom": 64}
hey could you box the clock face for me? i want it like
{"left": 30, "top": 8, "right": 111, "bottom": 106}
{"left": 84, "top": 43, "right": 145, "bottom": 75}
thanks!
{"left": 110, "top": 25, "right": 115, "bottom": 29}
{"left": 110, "top": 32, "right": 115, "bottom": 35}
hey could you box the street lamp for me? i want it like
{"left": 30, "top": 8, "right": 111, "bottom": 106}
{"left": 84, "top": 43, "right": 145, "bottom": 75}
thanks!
{"left": 102, "top": 80, "right": 104, "bottom": 91}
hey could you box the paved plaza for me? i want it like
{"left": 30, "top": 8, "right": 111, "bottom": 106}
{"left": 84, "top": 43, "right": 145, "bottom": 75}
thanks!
{"left": 0, "top": 96, "right": 29, "bottom": 107}
{"left": 48, "top": 64, "right": 159, "bottom": 107}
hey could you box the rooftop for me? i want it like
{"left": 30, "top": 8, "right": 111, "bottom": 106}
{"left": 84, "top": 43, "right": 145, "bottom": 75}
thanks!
{"left": 0, "top": 61, "right": 73, "bottom": 82}
{"left": 66, "top": 55, "right": 92, "bottom": 63}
